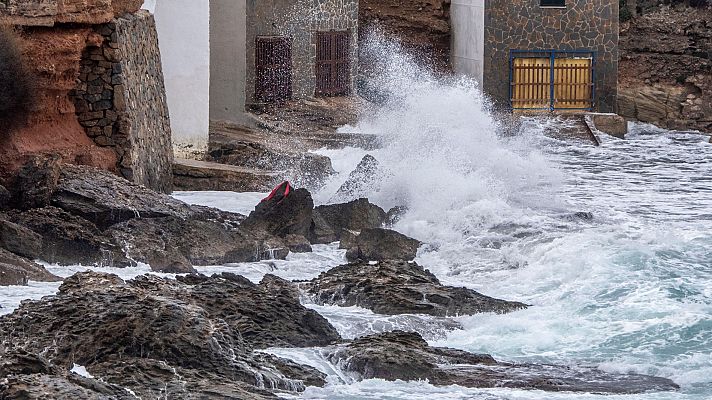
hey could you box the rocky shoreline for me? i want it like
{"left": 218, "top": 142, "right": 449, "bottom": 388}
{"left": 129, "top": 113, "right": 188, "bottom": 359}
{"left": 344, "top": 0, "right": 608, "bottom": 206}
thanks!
{"left": 0, "top": 157, "right": 680, "bottom": 398}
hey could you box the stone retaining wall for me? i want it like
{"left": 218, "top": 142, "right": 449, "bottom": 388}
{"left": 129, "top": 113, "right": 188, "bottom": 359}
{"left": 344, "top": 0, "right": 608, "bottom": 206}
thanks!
{"left": 70, "top": 11, "right": 173, "bottom": 193}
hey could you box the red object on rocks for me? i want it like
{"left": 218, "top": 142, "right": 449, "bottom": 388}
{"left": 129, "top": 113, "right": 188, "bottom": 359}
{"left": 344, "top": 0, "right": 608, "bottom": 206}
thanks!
{"left": 263, "top": 181, "right": 291, "bottom": 203}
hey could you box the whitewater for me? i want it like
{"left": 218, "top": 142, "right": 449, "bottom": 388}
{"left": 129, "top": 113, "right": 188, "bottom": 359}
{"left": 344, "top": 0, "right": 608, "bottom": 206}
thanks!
{"left": 2, "top": 40, "right": 712, "bottom": 399}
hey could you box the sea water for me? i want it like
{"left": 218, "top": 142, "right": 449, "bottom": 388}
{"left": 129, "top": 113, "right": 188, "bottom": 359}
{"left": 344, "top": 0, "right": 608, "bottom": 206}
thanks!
{"left": 2, "top": 38, "right": 711, "bottom": 399}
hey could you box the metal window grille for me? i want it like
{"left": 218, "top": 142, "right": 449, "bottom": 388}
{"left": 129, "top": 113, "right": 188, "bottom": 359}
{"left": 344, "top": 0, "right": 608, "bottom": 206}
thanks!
{"left": 255, "top": 36, "right": 293, "bottom": 103}
{"left": 509, "top": 50, "right": 595, "bottom": 112}
{"left": 315, "top": 31, "right": 350, "bottom": 96}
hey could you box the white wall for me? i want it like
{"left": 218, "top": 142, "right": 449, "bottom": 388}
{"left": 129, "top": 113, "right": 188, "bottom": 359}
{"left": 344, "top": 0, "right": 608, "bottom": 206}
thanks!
{"left": 142, "top": 0, "right": 210, "bottom": 158}
{"left": 451, "top": 0, "right": 485, "bottom": 85}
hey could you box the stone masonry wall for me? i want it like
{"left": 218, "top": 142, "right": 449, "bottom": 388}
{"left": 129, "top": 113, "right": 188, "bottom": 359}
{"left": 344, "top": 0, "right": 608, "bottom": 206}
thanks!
{"left": 245, "top": 0, "right": 359, "bottom": 103}
{"left": 70, "top": 10, "right": 172, "bottom": 193}
{"left": 484, "top": 0, "right": 619, "bottom": 113}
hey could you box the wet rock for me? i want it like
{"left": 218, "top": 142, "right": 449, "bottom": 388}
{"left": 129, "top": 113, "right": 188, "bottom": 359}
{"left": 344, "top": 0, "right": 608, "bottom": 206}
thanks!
{"left": 51, "top": 164, "right": 192, "bottom": 229}
{"left": 0, "top": 217, "right": 42, "bottom": 259}
{"left": 243, "top": 182, "right": 314, "bottom": 239}
{"left": 0, "top": 271, "right": 328, "bottom": 396}
{"left": 332, "top": 154, "right": 382, "bottom": 201}
{"left": 8, "top": 207, "right": 131, "bottom": 267}
{"left": 338, "top": 229, "right": 359, "bottom": 250}
{"left": 107, "top": 210, "right": 288, "bottom": 267}
{"left": 386, "top": 206, "right": 408, "bottom": 227}
{"left": 87, "top": 357, "right": 277, "bottom": 400}
{"left": 345, "top": 228, "right": 421, "bottom": 262}
{"left": 305, "top": 260, "right": 527, "bottom": 316}
{"left": 12, "top": 155, "right": 61, "bottom": 210}
{"left": 285, "top": 234, "right": 313, "bottom": 253}
{"left": 162, "top": 273, "right": 341, "bottom": 349}
{"left": 0, "top": 185, "right": 9, "bottom": 210}
{"left": 309, "top": 198, "right": 387, "bottom": 244}
{"left": 0, "top": 373, "right": 133, "bottom": 400}
{"left": 0, "top": 248, "right": 60, "bottom": 284}
{"left": 0, "top": 262, "right": 27, "bottom": 286}
{"left": 328, "top": 331, "right": 680, "bottom": 394}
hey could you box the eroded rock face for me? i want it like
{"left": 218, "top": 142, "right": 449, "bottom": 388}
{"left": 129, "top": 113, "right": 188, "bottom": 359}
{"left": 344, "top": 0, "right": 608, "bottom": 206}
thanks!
{"left": 0, "top": 217, "right": 42, "bottom": 260}
{"left": 309, "top": 199, "right": 386, "bottom": 244}
{"left": 619, "top": 6, "right": 712, "bottom": 132}
{"left": 0, "top": 271, "right": 332, "bottom": 397}
{"left": 0, "top": 185, "right": 9, "bottom": 210}
{"left": 328, "top": 331, "right": 680, "bottom": 394}
{"left": 51, "top": 164, "right": 192, "bottom": 229}
{"left": 11, "top": 155, "right": 61, "bottom": 210}
{"left": 0, "top": 0, "right": 141, "bottom": 27}
{"left": 0, "top": 248, "right": 60, "bottom": 284}
{"left": 7, "top": 206, "right": 131, "bottom": 267}
{"left": 305, "top": 260, "right": 527, "bottom": 317}
{"left": 344, "top": 228, "right": 421, "bottom": 262}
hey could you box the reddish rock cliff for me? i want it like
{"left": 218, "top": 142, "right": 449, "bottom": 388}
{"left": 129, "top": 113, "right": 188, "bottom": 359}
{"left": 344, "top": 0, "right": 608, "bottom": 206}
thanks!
{"left": 0, "top": 28, "right": 117, "bottom": 184}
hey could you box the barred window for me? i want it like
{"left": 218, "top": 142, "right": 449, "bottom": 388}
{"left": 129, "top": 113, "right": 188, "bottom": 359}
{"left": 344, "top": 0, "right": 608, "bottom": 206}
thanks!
{"left": 541, "top": 0, "right": 566, "bottom": 7}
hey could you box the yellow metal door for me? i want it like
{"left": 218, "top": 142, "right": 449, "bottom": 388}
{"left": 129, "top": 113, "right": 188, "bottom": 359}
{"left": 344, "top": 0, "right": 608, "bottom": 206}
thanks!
{"left": 553, "top": 58, "right": 592, "bottom": 110}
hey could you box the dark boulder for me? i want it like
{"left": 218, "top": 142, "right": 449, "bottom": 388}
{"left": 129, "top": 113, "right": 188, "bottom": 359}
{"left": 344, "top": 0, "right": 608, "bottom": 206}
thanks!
{"left": 327, "top": 331, "right": 680, "bottom": 394}
{"left": 163, "top": 273, "right": 341, "bottom": 349}
{"left": 0, "top": 373, "right": 134, "bottom": 400}
{"left": 0, "top": 184, "right": 9, "bottom": 210}
{"left": 309, "top": 198, "right": 386, "bottom": 244}
{"left": 0, "top": 216, "right": 42, "bottom": 259}
{"left": 386, "top": 206, "right": 408, "bottom": 226}
{"left": 242, "top": 182, "right": 314, "bottom": 239}
{"left": 87, "top": 357, "right": 277, "bottom": 400}
{"left": 11, "top": 155, "right": 61, "bottom": 210}
{"left": 0, "top": 271, "right": 329, "bottom": 396}
{"left": 106, "top": 210, "right": 288, "bottom": 267}
{"left": 285, "top": 234, "right": 313, "bottom": 253}
{"left": 50, "top": 164, "right": 192, "bottom": 229}
{"left": 344, "top": 228, "right": 421, "bottom": 262}
{"left": 8, "top": 207, "right": 131, "bottom": 268}
{"left": 305, "top": 260, "right": 527, "bottom": 317}
{"left": 0, "top": 248, "right": 60, "bottom": 284}
{"left": 0, "top": 262, "right": 27, "bottom": 286}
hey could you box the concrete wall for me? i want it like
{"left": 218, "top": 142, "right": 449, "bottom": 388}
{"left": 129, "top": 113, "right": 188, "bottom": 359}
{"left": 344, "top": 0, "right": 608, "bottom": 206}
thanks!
{"left": 209, "top": 0, "right": 248, "bottom": 125}
{"left": 245, "top": 0, "right": 359, "bottom": 103}
{"left": 451, "top": 0, "right": 484, "bottom": 84}
{"left": 484, "top": 0, "right": 619, "bottom": 113}
{"left": 151, "top": 0, "right": 210, "bottom": 158}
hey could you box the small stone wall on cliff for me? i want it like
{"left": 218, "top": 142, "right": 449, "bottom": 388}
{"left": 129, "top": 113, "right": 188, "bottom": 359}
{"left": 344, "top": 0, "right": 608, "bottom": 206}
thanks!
{"left": 484, "top": 0, "right": 619, "bottom": 113}
{"left": 70, "top": 11, "right": 173, "bottom": 193}
{"left": 246, "top": 0, "right": 359, "bottom": 102}
{"left": 618, "top": 6, "right": 712, "bottom": 133}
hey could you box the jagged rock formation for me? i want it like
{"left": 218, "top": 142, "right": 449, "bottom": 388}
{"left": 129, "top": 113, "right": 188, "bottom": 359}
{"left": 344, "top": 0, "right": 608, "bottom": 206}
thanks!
{"left": 619, "top": 5, "right": 712, "bottom": 133}
{"left": 0, "top": 271, "right": 335, "bottom": 398}
{"left": 304, "top": 260, "right": 527, "bottom": 316}
{"left": 0, "top": 159, "right": 301, "bottom": 277}
{"left": 327, "top": 331, "right": 680, "bottom": 393}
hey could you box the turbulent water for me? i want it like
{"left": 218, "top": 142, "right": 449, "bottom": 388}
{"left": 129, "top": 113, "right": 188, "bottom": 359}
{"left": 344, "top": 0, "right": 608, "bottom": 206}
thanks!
{"left": 3, "top": 39, "right": 712, "bottom": 399}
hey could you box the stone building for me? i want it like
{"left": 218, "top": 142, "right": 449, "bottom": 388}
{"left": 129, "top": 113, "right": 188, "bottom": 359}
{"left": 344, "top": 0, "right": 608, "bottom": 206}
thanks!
{"left": 452, "top": 0, "right": 619, "bottom": 113}
{"left": 0, "top": 0, "right": 173, "bottom": 193}
{"left": 210, "top": 0, "right": 360, "bottom": 125}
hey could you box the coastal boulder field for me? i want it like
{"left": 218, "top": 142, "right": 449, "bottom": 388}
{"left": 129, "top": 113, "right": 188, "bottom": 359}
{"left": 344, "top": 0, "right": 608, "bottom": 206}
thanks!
{"left": 0, "top": 159, "right": 681, "bottom": 398}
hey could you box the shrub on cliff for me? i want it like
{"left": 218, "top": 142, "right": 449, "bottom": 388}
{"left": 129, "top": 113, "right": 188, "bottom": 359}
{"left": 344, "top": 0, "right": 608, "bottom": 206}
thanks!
{"left": 0, "top": 26, "right": 35, "bottom": 134}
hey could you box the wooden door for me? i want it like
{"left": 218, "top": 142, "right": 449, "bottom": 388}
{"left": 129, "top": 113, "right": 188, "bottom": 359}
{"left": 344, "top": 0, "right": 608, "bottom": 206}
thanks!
{"left": 255, "top": 36, "right": 292, "bottom": 103}
{"left": 315, "top": 31, "right": 350, "bottom": 96}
